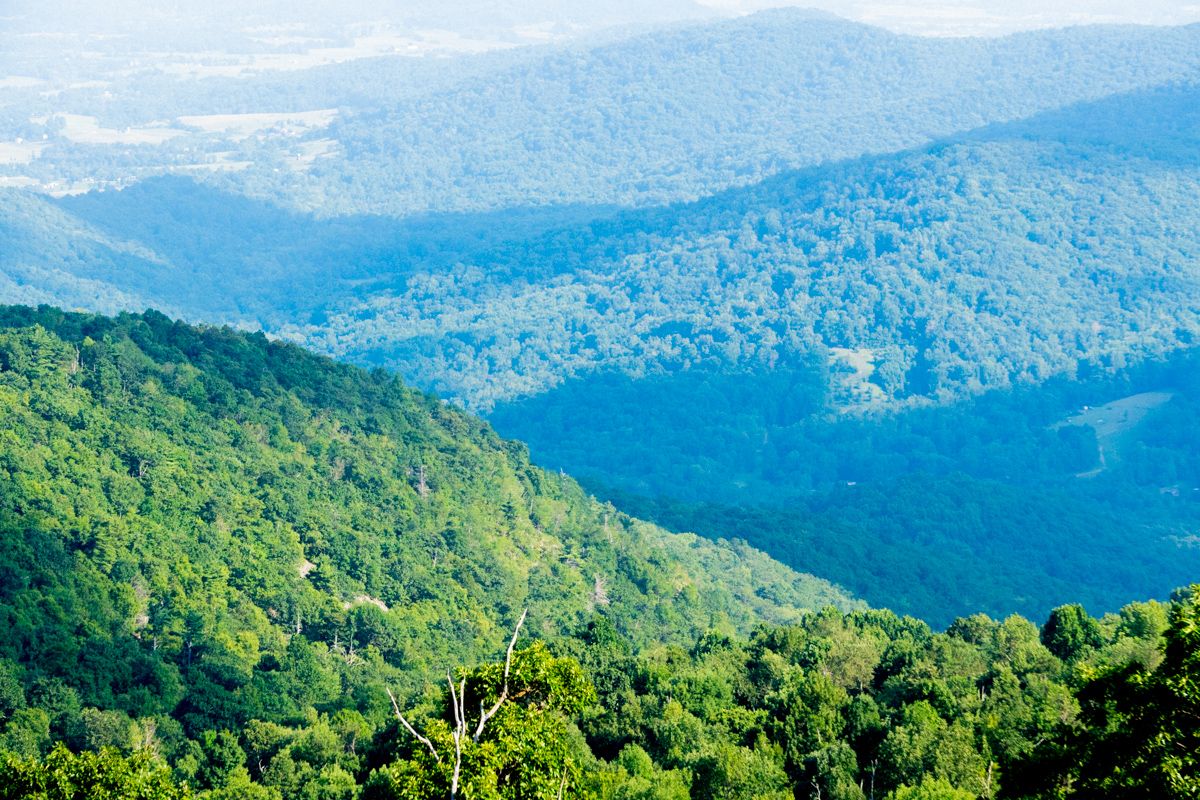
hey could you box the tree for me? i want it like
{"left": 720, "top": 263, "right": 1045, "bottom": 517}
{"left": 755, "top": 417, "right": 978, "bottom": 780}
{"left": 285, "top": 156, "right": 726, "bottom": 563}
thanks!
{"left": 1072, "top": 585, "right": 1200, "bottom": 798}
{"left": 370, "top": 612, "right": 597, "bottom": 799}
{"left": 690, "top": 740, "right": 790, "bottom": 800}
{"left": 1040, "top": 606, "right": 1103, "bottom": 663}
{"left": 886, "top": 777, "right": 973, "bottom": 800}
{"left": 0, "top": 744, "right": 188, "bottom": 800}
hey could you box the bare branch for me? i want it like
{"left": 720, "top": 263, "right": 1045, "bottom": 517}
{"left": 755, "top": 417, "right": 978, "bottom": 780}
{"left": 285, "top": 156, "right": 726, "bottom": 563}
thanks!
{"left": 447, "top": 672, "right": 463, "bottom": 733}
{"left": 451, "top": 676, "right": 466, "bottom": 799}
{"left": 503, "top": 609, "right": 528, "bottom": 688}
{"left": 386, "top": 688, "right": 440, "bottom": 763}
{"left": 473, "top": 609, "right": 528, "bottom": 742}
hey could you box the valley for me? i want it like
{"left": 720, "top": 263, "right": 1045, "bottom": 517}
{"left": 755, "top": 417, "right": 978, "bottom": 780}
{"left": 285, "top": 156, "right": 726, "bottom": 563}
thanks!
{"left": 1, "top": 3, "right": 1199, "bottom": 797}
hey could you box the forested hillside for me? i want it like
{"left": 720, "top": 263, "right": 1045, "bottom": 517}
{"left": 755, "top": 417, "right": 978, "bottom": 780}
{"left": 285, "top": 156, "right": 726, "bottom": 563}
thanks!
{"left": 7, "top": 12, "right": 1200, "bottom": 213}
{"left": 0, "top": 305, "right": 852, "bottom": 739}
{"left": 294, "top": 83, "right": 1200, "bottom": 410}
{"left": 4, "top": 10, "right": 1200, "bottom": 655}
{"left": 492, "top": 346, "right": 1200, "bottom": 626}
{"left": 5, "top": 78, "right": 1200, "bottom": 630}
{"left": 6, "top": 82, "right": 1199, "bottom": 416}
{"left": 6, "top": 19, "right": 1200, "bottom": 415}
{"left": 247, "top": 12, "right": 1200, "bottom": 216}
{"left": 0, "top": 308, "right": 1193, "bottom": 798}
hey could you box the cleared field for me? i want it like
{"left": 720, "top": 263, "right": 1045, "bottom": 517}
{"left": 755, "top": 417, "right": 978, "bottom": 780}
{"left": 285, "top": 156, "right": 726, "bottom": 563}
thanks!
{"left": 288, "top": 138, "right": 339, "bottom": 171}
{"left": 177, "top": 109, "right": 338, "bottom": 137}
{"left": 0, "top": 176, "right": 37, "bottom": 188}
{"left": 1060, "top": 391, "right": 1175, "bottom": 439}
{"left": 0, "top": 142, "right": 44, "bottom": 164}
{"left": 157, "top": 29, "right": 523, "bottom": 78}
{"left": 0, "top": 76, "right": 43, "bottom": 89}
{"left": 1056, "top": 391, "right": 1175, "bottom": 477}
{"left": 830, "top": 346, "right": 887, "bottom": 405}
{"left": 57, "top": 114, "right": 184, "bottom": 145}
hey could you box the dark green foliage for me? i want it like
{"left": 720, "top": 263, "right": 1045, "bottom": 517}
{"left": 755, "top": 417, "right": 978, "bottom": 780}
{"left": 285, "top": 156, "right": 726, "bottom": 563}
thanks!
{"left": 500, "top": 349, "right": 1200, "bottom": 626}
{"left": 1041, "top": 607, "right": 1104, "bottom": 663}
{"left": 0, "top": 305, "right": 856, "bottom": 786}
{"left": 0, "top": 305, "right": 849, "bottom": 793}
{"left": 1069, "top": 587, "right": 1200, "bottom": 798}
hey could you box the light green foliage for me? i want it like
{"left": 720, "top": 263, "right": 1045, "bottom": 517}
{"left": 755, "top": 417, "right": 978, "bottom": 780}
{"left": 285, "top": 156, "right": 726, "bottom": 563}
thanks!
{"left": 585, "top": 745, "right": 691, "bottom": 800}
{"left": 0, "top": 307, "right": 1192, "bottom": 799}
{"left": 0, "top": 744, "right": 188, "bottom": 800}
{"left": 690, "top": 740, "right": 791, "bottom": 800}
{"left": 887, "top": 777, "right": 975, "bottom": 800}
{"left": 0, "top": 305, "right": 850, "bottom": 732}
{"left": 0, "top": 306, "right": 845, "bottom": 796}
{"left": 367, "top": 642, "right": 595, "bottom": 800}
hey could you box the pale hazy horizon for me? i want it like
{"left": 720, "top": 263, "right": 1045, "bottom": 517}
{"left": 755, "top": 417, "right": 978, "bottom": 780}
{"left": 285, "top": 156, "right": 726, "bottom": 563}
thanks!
{"left": 4, "top": 0, "right": 1200, "bottom": 39}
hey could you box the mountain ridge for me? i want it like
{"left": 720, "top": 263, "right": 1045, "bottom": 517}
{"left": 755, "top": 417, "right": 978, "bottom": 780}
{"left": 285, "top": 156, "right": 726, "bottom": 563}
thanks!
{"left": 0, "top": 304, "right": 855, "bottom": 717}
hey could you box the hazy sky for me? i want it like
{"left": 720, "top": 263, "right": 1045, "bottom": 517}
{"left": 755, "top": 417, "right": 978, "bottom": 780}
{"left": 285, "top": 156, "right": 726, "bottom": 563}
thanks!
{"left": 5, "top": 0, "right": 1200, "bottom": 39}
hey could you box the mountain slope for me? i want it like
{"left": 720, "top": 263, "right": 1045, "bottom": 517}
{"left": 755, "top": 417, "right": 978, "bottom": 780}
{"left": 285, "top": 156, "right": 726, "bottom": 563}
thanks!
{"left": 8, "top": 83, "right": 1199, "bottom": 413}
{"left": 277, "top": 12, "right": 1200, "bottom": 215}
{"left": 12, "top": 12, "right": 1200, "bottom": 215}
{"left": 488, "top": 347, "right": 1200, "bottom": 626}
{"left": 0, "top": 306, "right": 853, "bottom": 734}
{"left": 282, "top": 83, "right": 1200, "bottom": 411}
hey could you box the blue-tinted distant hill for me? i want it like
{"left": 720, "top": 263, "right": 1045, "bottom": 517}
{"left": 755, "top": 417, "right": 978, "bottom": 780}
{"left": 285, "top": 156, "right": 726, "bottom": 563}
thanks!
{"left": 5, "top": 81, "right": 1200, "bottom": 411}
{"left": 255, "top": 11, "right": 1200, "bottom": 215}
{"left": 296, "top": 82, "right": 1200, "bottom": 625}
{"left": 285, "top": 82, "right": 1200, "bottom": 410}
{"left": 6, "top": 30, "right": 1200, "bottom": 627}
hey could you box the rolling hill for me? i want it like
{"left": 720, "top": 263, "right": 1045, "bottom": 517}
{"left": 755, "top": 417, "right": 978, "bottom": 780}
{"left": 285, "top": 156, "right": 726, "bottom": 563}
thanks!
{"left": 0, "top": 305, "right": 853, "bottom": 730}
{"left": 276, "top": 11, "right": 1200, "bottom": 216}
{"left": 3, "top": 20, "right": 1200, "bottom": 628}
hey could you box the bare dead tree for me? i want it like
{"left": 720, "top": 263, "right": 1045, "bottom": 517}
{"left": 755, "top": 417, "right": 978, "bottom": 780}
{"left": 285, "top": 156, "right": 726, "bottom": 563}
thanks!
{"left": 982, "top": 761, "right": 995, "bottom": 800}
{"left": 388, "top": 609, "right": 529, "bottom": 800}
{"left": 474, "top": 609, "right": 527, "bottom": 742}
{"left": 447, "top": 671, "right": 467, "bottom": 797}
{"left": 386, "top": 688, "right": 439, "bottom": 763}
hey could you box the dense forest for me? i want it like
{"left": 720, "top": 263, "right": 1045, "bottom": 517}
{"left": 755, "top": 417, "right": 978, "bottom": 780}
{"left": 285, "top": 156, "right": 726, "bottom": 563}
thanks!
{"left": 4, "top": 79, "right": 1200, "bottom": 633}
{"left": 298, "top": 12, "right": 1200, "bottom": 216}
{"left": 0, "top": 306, "right": 855, "bottom": 792}
{"left": 9, "top": 593, "right": 1200, "bottom": 799}
{"left": 292, "top": 82, "right": 1200, "bottom": 411}
{"left": 0, "top": 307, "right": 1196, "bottom": 800}
{"left": 492, "top": 350, "right": 1200, "bottom": 626}
{"left": 5, "top": 81, "right": 1199, "bottom": 416}
{"left": 3, "top": 10, "right": 1200, "bottom": 796}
